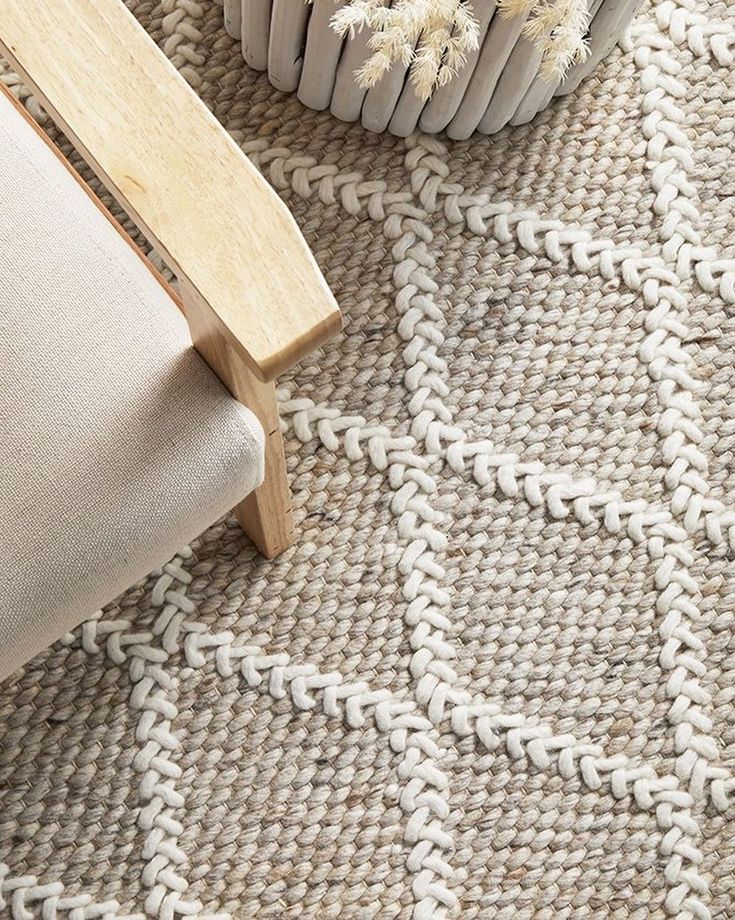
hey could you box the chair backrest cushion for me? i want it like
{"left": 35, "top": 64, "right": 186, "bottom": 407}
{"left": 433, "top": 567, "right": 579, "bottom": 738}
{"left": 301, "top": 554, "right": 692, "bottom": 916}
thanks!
{"left": 0, "top": 92, "right": 264, "bottom": 682}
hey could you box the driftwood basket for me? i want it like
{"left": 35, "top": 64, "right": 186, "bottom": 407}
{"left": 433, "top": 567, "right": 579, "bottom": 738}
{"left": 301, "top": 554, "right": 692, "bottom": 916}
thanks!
{"left": 224, "top": 0, "right": 643, "bottom": 140}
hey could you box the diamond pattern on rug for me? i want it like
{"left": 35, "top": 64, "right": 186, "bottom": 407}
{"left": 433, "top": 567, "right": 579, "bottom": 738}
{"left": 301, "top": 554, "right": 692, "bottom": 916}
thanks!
{"left": 1, "top": 0, "right": 733, "bottom": 918}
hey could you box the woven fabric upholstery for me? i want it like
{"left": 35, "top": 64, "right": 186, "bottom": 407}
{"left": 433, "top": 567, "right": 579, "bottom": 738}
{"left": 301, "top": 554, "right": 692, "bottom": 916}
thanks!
{"left": 0, "top": 93, "right": 265, "bottom": 682}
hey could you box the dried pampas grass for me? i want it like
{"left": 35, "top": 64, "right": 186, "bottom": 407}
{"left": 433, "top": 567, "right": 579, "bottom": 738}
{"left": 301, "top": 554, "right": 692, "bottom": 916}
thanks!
{"left": 309, "top": 0, "right": 592, "bottom": 98}
{"left": 498, "top": 0, "right": 591, "bottom": 79}
{"left": 329, "top": 0, "right": 481, "bottom": 99}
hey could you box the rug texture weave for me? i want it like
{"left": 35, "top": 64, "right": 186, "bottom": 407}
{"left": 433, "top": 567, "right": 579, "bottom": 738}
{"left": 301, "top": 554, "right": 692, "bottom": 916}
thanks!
{"left": 1, "top": 1, "right": 734, "bottom": 917}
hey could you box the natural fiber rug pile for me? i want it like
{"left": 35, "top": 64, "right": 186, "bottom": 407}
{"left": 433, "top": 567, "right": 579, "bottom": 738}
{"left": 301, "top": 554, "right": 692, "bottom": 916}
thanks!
{"left": 1, "top": 1, "right": 734, "bottom": 917}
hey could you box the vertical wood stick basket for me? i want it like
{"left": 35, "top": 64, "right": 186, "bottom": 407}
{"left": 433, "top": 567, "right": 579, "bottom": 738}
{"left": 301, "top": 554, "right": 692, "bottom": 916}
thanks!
{"left": 225, "top": 0, "right": 643, "bottom": 139}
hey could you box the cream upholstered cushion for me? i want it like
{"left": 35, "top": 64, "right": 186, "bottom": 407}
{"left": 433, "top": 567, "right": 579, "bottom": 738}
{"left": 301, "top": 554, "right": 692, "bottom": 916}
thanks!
{"left": 0, "top": 93, "right": 265, "bottom": 682}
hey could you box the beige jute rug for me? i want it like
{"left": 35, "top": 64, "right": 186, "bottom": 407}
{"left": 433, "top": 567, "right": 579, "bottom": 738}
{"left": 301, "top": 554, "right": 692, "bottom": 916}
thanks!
{"left": 1, "top": 1, "right": 734, "bottom": 917}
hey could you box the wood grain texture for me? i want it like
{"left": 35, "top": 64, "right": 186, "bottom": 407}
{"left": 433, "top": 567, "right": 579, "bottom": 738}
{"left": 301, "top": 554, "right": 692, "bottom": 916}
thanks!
{"left": 478, "top": 35, "right": 542, "bottom": 135}
{"left": 419, "top": 2, "right": 497, "bottom": 135}
{"left": 223, "top": 0, "right": 242, "bottom": 41}
{"left": 241, "top": 0, "right": 271, "bottom": 70}
{"left": 298, "top": 0, "right": 346, "bottom": 110}
{"left": 0, "top": 0, "right": 341, "bottom": 382}
{"left": 1, "top": 80, "right": 295, "bottom": 556}
{"left": 268, "top": 0, "right": 310, "bottom": 92}
{"left": 330, "top": 26, "right": 373, "bottom": 123}
{"left": 182, "top": 281, "right": 295, "bottom": 558}
{"left": 361, "top": 53, "right": 414, "bottom": 134}
{"left": 446, "top": 8, "right": 529, "bottom": 140}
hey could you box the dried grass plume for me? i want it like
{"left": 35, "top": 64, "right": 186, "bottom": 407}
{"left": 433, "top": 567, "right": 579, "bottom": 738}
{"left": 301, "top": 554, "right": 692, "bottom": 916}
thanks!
{"left": 498, "top": 0, "right": 591, "bottom": 79}
{"left": 305, "top": 0, "right": 592, "bottom": 98}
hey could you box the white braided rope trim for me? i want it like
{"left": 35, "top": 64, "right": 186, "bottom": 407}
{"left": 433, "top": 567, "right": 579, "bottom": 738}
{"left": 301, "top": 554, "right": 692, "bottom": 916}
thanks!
{"left": 66, "top": 531, "right": 730, "bottom": 920}
{"left": 154, "top": 581, "right": 457, "bottom": 920}
{"left": 6, "top": 1, "right": 730, "bottom": 913}
{"left": 172, "top": 628, "right": 457, "bottom": 920}
{"left": 280, "top": 395, "right": 733, "bottom": 815}
{"left": 654, "top": 0, "right": 735, "bottom": 66}
{"left": 0, "top": 863, "right": 144, "bottom": 920}
{"left": 281, "top": 111, "right": 732, "bottom": 816}
{"left": 134, "top": 559, "right": 230, "bottom": 920}
{"left": 393, "top": 142, "right": 732, "bottom": 809}
{"left": 64, "top": 555, "right": 229, "bottom": 920}
{"left": 63, "top": 554, "right": 458, "bottom": 920}
{"left": 244, "top": 136, "right": 735, "bottom": 554}
{"left": 406, "top": 135, "right": 735, "bottom": 556}
{"left": 67, "top": 532, "right": 730, "bottom": 920}
{"left": 393, "top": 131, "right": 734, "bottom": 825}
{"left": 278, "top": 388, "right": 735, "bottom": 918}
{"left": 625, "top": 4, "right": 735, "bottom": 299}
{"left": 160, "top": 0, "right": 207, "bottom": 88}
{"left": 177, "top": 602, "right": 726, "bottom": 920}
{"left": 451, "top": 704, "right": 721, "bottom": 920}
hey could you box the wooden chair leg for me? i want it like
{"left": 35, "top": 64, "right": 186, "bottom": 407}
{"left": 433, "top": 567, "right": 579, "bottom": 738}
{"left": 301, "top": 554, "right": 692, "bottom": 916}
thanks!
{"left": 231, "top": 371, "right": 295, "bottom": 558}
{"left": 181, "top": 281, "right": 295, "bottom": 558}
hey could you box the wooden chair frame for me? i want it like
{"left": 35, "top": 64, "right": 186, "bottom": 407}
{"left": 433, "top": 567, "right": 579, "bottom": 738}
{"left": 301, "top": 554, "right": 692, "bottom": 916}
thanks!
{"left": 0, "top": 0, "right": 341, "bottom": 559}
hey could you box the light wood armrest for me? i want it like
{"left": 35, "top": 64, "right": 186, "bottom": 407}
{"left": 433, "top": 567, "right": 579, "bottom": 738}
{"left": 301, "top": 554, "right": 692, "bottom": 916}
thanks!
{"left": 0, "top": 0, "right": 341, "bottom": 382}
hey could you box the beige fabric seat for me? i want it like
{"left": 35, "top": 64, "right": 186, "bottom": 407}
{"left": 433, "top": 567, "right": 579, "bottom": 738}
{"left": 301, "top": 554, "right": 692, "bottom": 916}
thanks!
{"left": 0, "top": 93, "right": 265, "bottom": 681}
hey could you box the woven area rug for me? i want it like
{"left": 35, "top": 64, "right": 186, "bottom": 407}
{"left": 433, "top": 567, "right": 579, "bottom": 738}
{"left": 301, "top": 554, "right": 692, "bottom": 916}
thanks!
{"left": 1, "top": 1, "right": 734, "bottom": 917}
